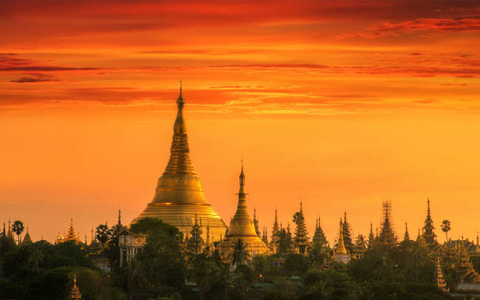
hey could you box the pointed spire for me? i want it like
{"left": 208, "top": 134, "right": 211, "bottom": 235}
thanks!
{"left": 117, "top": 209, "right": 122, "bottom": 226}
{"left": 162, "top": 81, "right": 196, "bottom": 176}
{"left": 68, "top": 274, "right": 82, "bottom": 300}
{"left": 23, "top": 227, "right": 32, "bottom": 244}
{"left": 423, "top": 198, "right": 436, "bottom": 246}
{"left": 177, "top": 80, "right": 184, "bottom": 110}
{"left": 253, "top": 208, "right": 260, "bottom": 236}
{"left": 368, "top": 223, "right": 375, "bottom": 248}
{"left": 217, "top": 162, "right": 269, "bottom": 258}
{"left": 404, "top": 222, "right": 410, "bottom": 241}
{"left": 336, "top": 218, "right": 347, "bottom": 255}
{"left": 239, "top": 159, "right": 246, "bottom": 195}
{"left": 293, "top": 201, "right": 308, "bottom": 254}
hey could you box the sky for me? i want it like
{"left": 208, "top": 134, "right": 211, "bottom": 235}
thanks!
{"left": 1, "top": 0, "right": 480, "bottom": 244}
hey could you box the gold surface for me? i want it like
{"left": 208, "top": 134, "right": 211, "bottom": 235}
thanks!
{"left": 336, "top": 219, "right": 347, "bottom": 255}
{"left": 217, "top": 165, "right": 270, "bottom": 258}
{"left": 133, "top": 84, "right": 227, "bottom": 240}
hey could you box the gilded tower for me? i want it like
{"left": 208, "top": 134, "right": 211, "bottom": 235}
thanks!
{"left": 217, "top": 163, "right": 270, "bottom": 259}
{"left": 133, "top": 84, "right": 227, "bottom": 240}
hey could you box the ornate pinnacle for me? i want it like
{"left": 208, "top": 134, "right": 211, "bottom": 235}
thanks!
{"left": 177, "top": 80, "right": 184, "bottom": 110}
{"left": 239, "top": 160, "right": 246, "bottom": 195}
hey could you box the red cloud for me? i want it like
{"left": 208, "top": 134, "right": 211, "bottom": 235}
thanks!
{"left": 11, "top": 73, "right": 58, "bottom": 83}
{"left": 338, "top": 17, "right": 480, "bottom": 39}
{"left": 0, "top": 53, "right": 99, "bottom": 72}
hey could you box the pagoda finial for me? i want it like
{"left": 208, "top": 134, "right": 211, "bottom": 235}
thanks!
{"left": 239, "top": 160, "right": 246, "bottom": 195}
{"left": 177, "top": 80, "right": 184, "bottom": 109}
{"left": 117, "top": 209, "right": 122, "bottom": 226}
{"left": 336, "top": 218, "right": 347, "bottom": 254}
{"left": 404, "top": 222, "right": 410, "bottom": 241}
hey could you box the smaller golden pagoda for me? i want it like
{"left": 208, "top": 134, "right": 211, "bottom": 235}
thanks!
{"left": 217, "top": 163, "right": 269, "bottom": 260}
{"left": 68, "top": 275, "right": 83, "bottom": 300}
{"left": 22, "top": 228, "right": 33, "bottom": 244}
{"left": 56, "top": 218, "right": 81, "bottom": 244}
{"left": 334, "top": 219, "right": 350, "bottom": 264}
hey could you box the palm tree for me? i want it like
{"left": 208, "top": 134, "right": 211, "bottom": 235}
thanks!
{"left": 230, "top": 238, "right": 250, "bottom": 267}
{"left": 441, "top": 220, "right": 451, "bottom": 242}
{"left": 12, "top": 220, "right": 24, "bottom": 244}
{"left": 95, "top": 224, "right": 112, "bottom": 246}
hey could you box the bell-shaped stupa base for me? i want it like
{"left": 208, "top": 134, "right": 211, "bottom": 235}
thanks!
{"left": 133, "top": 203, "right": 227, "bottom": 240}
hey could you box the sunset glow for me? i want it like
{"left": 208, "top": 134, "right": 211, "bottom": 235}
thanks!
{"left": 1, "top": 0, "right": 480, "bottom": 244}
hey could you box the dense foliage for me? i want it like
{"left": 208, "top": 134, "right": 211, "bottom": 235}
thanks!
{"left": 0, "top": 218, "right": 463, "bottom": 300}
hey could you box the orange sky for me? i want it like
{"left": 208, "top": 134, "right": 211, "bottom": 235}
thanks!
{"left": 1, "top": 0, "right": 480, "bottom": 244}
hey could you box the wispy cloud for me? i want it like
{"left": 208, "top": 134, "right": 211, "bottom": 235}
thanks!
{"left": 338, "top": 17, "right": 480, "bottom": 39}
{"left": 0, "top": 53, "right": 99, "bottom": 72}
{"left": 10, "top": 73, "right": 58, "bottom": 83}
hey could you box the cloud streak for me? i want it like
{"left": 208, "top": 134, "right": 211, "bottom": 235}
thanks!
{"left": 10, "top": 73, "right": 58, "bottom": 83}
{"left": 338, "top": 17, "right": 480, "bottom": 39}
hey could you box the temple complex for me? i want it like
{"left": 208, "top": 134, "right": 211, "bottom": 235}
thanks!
{"left": 217, "top": 164, "right": 270, "bottom": 259}
{"left": 133, "top": 84, "right": 227, "bottom": 241}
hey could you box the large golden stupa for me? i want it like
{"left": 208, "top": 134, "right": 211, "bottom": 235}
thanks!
{"left": 132, "top": 84, "right": 227, "bottom": 241}
{"left": 217, "top": 164, "right": 270, "bottom": 258}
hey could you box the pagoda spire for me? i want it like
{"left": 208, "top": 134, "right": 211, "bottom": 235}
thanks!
{"left": 68, "top": 275, "right": 83, "bottom": 300}
{"left": 253, "top": 208, "right": 260, "bottom": 236}
{"left": 368, "top": 223, "right": 375, "bottom": 248}
{"left": 313, "top": 217, "right": 327, "bottom": 251}
{"left": 271, "top": 208, "right": 280, "bottom": 252}
{"left": 217, "top": 163, "right": 269, "bottom": 259}
{"left": 67, "top": 218, "right": 76, "bottom": 240}
{"left": 423, "top": 198, "right": 436, "bottom": 247}
{"left": 404, "top": 222, "right": 410, "bottom": 242}
{"left": 262, "top": 226, "right": 268, "bottom": 244}
{"left": 334, "top": 218, "right": 350, "bottom": 264}
{"left": 117, "top": 209, "right": 122, "bottom": 226}
{"left": 379, "top": 200, "right": 396, "bottom": 245}
{"left": 293, "top": 201, "right": 308, "bottom": 254}
{"left": 342, "top": 211, "right": 353, "bottom": 252}
{"left": 23, "top": 227, "right": 33, "bottom": 244}
{"left": 336, "top": 218, "right": 347, "bottom": 255}
{"left": 161, "top": 81, "right": 196, "bottom": 176}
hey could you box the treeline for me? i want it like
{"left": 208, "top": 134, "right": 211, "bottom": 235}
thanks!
{"left": 0, "top": 218, "right": 458, "bottom": 300}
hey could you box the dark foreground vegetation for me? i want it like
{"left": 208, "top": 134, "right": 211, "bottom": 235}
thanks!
{"left": 0, "top": 218, "right": 470, "bottom": 300}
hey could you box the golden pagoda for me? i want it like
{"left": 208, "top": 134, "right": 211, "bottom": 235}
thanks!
{"left": 133, "top": 83, "right": 227, "bottom": 241}
{"left": 217, "top": 163, "right": 270, "bottom": 259}
{"left": 334, "top": 218, "right": 350, "bottom": 264}
{"left": 68, "top": 275, "right": 83, "bottom": 300}
{"left": 56, "top": 218, "right": 81, "bottom": 244}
